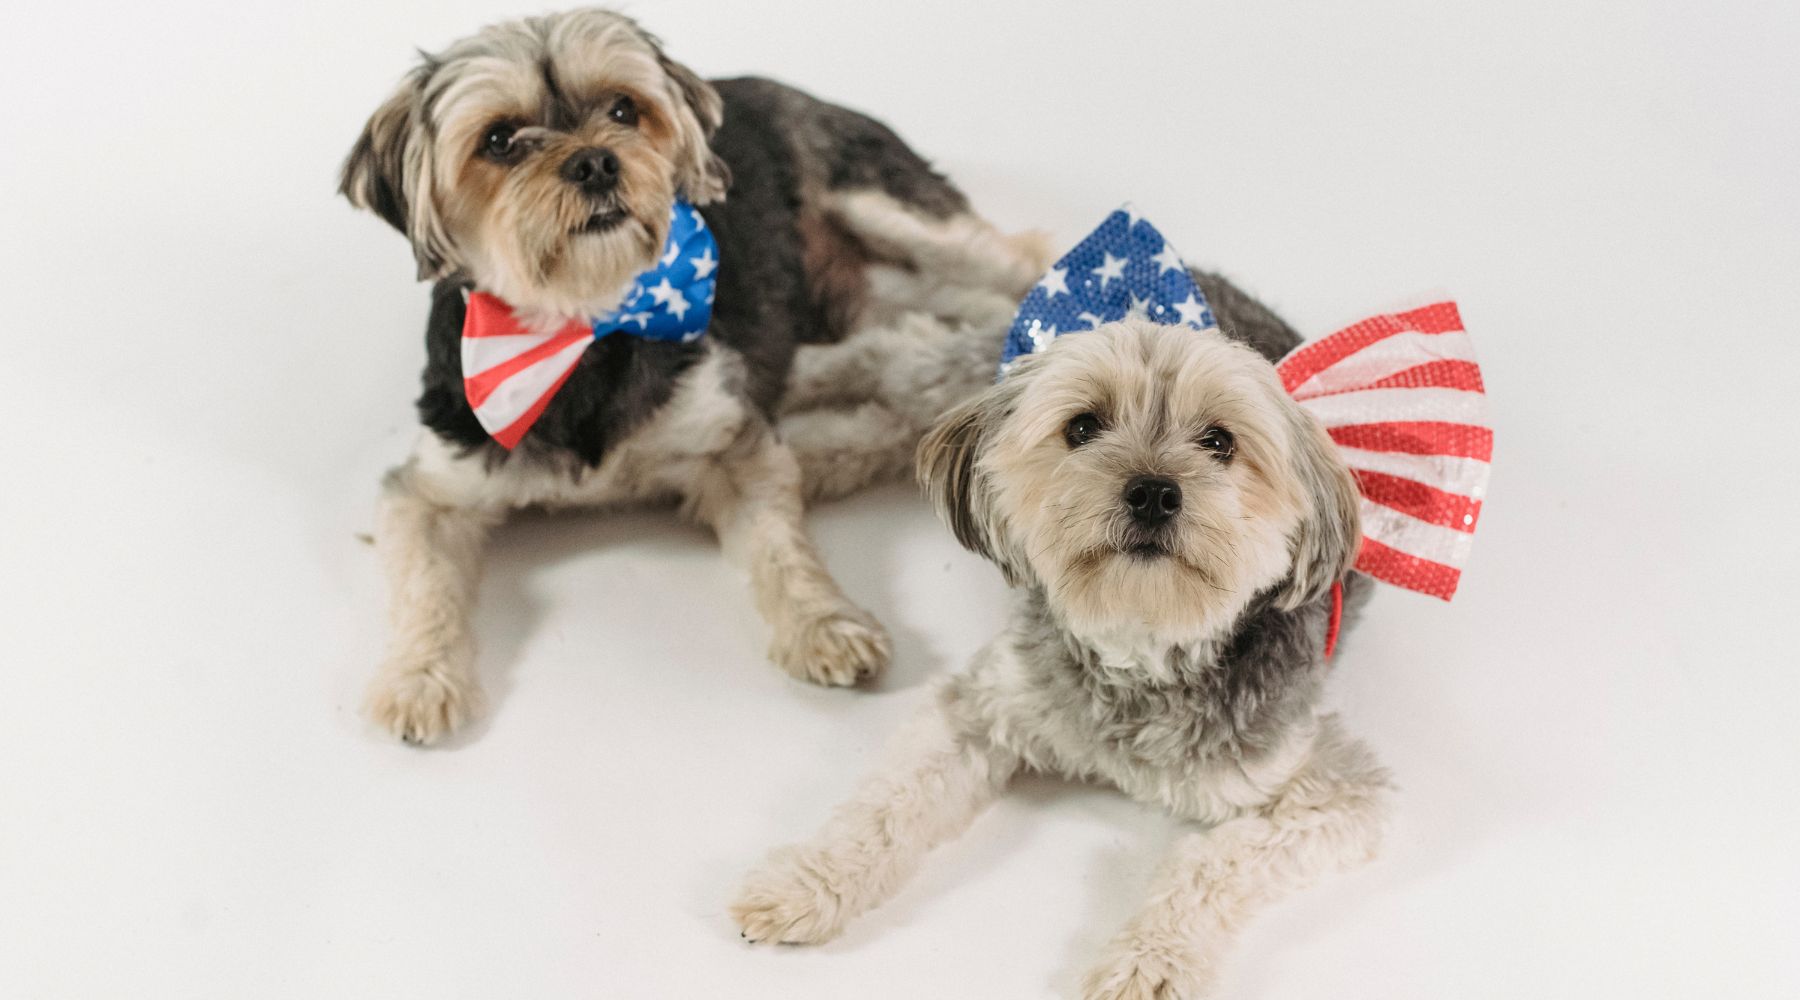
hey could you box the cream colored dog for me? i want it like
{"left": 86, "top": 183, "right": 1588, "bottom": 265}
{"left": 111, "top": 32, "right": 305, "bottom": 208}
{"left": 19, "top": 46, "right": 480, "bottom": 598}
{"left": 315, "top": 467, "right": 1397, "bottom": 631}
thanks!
{"left": 733, "top": 315, "right": 1390, "bottom": 999}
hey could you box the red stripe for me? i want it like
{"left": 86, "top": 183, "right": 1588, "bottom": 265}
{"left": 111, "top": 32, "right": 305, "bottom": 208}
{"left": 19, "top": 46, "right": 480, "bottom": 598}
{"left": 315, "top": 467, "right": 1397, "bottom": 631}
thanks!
{"left": 1324, "top": 580, "right": 1344, "bottom": 658}
{"left": 489, "top": 362, "right": 581, "bottom": 449}
{"left": 1366, "top": 359, "right": 1483, "bottom": 393}
{"left": 1328, "top": 422, "right": 1493, "bottom": 462}
{"left": 1352, "top": 469, "right": 1482, "bottom": 532}
{"left": 1355, "top": 537, "right": 1461, "bottom": 601}
{"left": 1278, "top": 302, "right": 1464, "bottom": 392}
{"left": 462, "top": 326, "right": 591, "bottom": 409}
{"left": 463, "top": 292, "right": 533, "bottom": 337}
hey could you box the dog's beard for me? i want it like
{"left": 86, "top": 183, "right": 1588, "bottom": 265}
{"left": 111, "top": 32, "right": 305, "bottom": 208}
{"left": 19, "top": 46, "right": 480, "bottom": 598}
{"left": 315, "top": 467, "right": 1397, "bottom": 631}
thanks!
{"left": 454, "top": 166, "right": 673, "bottom": 323}
{"left": 1034, "top": 503, "right": 1286, "bottom": 645}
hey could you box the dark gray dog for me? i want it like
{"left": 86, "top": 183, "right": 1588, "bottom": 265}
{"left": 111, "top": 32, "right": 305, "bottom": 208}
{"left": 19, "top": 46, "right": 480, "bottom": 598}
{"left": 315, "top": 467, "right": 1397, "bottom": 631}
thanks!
{"left": 340, "top": 8, "right": 1044, "bottom": 743}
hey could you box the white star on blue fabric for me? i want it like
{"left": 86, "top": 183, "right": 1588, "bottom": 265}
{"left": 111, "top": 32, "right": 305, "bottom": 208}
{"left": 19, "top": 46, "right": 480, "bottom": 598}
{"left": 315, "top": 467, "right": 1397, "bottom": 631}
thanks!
{"left": 1173, "top": 293, "right": 1212, "bottom": 328}
{"left": 1091, "top": 252, "right": 1127, "bottom": 289}
{"left": 999, "top": 206, "right": 1218, "bottom": 375}
{"left": 690, "top": 246, "right": 717, "bottom": 280}
{"left": 589, "top": 197, "right": 717, "bottom": 345}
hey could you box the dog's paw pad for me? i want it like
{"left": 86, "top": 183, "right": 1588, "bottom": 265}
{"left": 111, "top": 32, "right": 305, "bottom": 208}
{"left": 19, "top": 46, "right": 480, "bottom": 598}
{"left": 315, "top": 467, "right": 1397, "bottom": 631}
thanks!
{"left": 774, "top": 607, "right": 891, "bottom": 687}
{"left": 729, "top": 850, "right": 848, "bottom": 945}
{"left": 365, "top": 664, "right": 479, "bottom": 746}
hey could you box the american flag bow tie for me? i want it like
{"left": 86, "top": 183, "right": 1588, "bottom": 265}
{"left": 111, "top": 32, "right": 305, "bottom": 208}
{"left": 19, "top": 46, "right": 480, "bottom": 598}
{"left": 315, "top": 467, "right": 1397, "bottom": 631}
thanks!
{"left": 1007, "top": 207, "right": 1491, "bottom": 601}
{"left": 461, "top": 200, "right": 719, "bottom": 449}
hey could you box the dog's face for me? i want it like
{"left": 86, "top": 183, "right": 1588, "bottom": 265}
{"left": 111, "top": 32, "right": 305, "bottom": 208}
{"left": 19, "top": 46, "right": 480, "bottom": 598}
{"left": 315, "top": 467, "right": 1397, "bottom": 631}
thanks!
{"left": 339, "top": 9, "right": 729, "bottom": 319}
{"left": 920, "top": 318, "right": 1361, "bottom": 644}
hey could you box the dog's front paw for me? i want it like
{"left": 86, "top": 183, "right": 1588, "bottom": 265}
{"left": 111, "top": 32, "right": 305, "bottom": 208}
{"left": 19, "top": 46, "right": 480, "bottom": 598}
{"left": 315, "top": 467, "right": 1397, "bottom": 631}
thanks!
{"left": 771, "top": 605, "right": 891, "bottom": 687}
{"left": 730, "top": 847, "right": 853, "bottom": 945}
{"left": 365, "top": 659, "right": 480, "bottom": 746}
{"left": 1082, "top": 942, "right": 1210, "bottom": 1000}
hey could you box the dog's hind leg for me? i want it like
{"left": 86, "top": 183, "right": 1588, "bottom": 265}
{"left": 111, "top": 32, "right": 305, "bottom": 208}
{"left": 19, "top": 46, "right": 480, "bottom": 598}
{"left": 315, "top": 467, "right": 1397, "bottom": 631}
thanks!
{"left": 778, "top": 309, "right": 1009, "bottom": 500}
{"left": 365, "top": 465, "right": 500, "bottom": 745}
{"left": 689, "top": 423, "right": 891, "bottom": 686}
{"left": 780, "top": 402, "right": 918, "bottom": 503}
{"left": 731, "top": 685, "right": 1019, "bottom": 944}
{"left": 827, "top": 189, "right": 1052, "bottom": 301}
{"left": 1082, "top": 715, "right": 1392, "bottom": 1000}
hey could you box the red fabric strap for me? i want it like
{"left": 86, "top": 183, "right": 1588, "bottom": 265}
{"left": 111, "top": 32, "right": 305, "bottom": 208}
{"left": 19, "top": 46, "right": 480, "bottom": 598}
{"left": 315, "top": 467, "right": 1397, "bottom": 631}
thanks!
{"left": 1324, "top": 579, "right": 1345, "bottom": 659}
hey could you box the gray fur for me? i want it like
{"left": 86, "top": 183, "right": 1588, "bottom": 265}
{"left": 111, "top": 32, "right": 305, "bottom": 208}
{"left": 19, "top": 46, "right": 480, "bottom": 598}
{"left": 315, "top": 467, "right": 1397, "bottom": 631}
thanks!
{"left": 952, "top": 586, "right": 1333, "bottom": 780}
{"left": 737, "top": 292, "right": 1391, "bottom": 996}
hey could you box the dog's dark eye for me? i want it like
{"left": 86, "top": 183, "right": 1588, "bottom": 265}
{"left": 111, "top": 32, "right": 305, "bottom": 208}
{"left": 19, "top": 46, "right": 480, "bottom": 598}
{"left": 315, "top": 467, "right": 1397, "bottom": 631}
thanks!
{"left": 609, "top": 95, "right": 639, "bottom": 127}
{"left": 1198, "top": 425, "right": 1236, "bottom": 462}
{"left": 480, "top": 122, "right": 521, "bottom": 162}
{"left": 1064, "top": 412, "right": 1104, "bottom": 448}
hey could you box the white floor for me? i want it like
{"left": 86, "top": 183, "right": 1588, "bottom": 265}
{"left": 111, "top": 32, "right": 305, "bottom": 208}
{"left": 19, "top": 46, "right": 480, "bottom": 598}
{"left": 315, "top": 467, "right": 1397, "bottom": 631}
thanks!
{"left": 4, "top": 1, "right": 1797, "bottom": 997}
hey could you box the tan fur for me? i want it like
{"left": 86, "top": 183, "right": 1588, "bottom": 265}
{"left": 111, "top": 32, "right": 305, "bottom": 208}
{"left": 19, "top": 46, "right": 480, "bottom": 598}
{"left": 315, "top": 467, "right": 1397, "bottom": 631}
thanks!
{"left": 343, "top": 10, "right": 722, "bottom": 320}
{"left": 978, "top": 320, "right": 1337, "bottom": 645}
{"left": 796, "top": 207, "right": 873, "bottom": 336}
{"left": 370, "top": 349, "right": 895, "bottom": 741}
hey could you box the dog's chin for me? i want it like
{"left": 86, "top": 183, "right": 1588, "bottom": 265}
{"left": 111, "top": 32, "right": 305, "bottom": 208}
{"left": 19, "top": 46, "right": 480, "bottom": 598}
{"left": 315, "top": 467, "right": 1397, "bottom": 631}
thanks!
{"left": 489, "top": 213, "right": 661, "bottom": 319}
{"left": 1120, "top": 540, "right": 1172, "bottom": 560}
{"left": 1043, "top": 537, "right": 1249, "bottom": 642}
{"left": 571, "top": 208, "right": 631, "bottom": 237}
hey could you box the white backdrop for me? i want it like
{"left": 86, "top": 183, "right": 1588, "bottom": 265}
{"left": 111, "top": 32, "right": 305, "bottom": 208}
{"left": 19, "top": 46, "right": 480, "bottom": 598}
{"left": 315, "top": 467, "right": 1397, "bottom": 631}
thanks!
{"left": 2, "top": 1, "right": 1797, "bottom": 997}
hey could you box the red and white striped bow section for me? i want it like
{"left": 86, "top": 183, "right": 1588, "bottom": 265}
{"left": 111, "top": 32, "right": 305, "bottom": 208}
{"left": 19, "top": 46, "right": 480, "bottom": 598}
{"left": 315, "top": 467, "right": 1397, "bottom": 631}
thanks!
{"left": 1275, "top": 302, "right": 1490, "bottom": 601}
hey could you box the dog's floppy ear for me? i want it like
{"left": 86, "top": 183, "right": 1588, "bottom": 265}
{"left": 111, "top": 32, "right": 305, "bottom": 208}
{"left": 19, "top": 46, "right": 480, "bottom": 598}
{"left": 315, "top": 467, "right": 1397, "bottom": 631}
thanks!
{"left": 1274, "top": 404, "right": 1362, "bottom": 610}
{"left": 339, "top": 66, "right": 451, "bottom": 279}
{"left": 916, "top": 377, "right": 1030, "bottom": 585}
{"left": 652, "top": 44, "right": 731, "bottom": 204}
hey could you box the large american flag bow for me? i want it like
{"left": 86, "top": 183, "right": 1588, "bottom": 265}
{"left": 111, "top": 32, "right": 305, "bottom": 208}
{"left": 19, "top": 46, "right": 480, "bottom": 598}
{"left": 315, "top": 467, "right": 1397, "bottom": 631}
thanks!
{"left": 460, "top": 200, "right": 718, "bottom": 448}
{"left": 1006, "top": 207, "right": 1490, "bottom": 601}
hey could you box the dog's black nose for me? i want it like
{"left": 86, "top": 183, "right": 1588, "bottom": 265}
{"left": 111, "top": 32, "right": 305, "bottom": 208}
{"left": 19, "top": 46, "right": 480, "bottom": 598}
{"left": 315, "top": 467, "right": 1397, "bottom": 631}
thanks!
{"left": 561, "top": 147, "right": 621, "bottom": 193}
{"left": 1123, "top": 476, "right": 1182, "bottom": 526}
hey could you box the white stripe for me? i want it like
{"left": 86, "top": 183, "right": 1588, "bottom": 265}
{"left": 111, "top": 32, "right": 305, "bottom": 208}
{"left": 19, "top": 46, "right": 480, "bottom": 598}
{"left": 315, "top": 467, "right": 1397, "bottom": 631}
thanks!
{"left": 1336, "top": 446, "right": 1492, "bottom": 501}
{"left": 1290, "top": 329, "right": 1476, "bottom": 400}
{"left": 461, "top": 333, "right": 563, "bottom": 377}
{"left": 469, "top": 335, "right": 591, "bottom": 431}
{"left": 1360, "top": 501, "right": 1475, "bottom": 568}
{"left": 1298, "top": 386, "right": 1487, "bottom": 429}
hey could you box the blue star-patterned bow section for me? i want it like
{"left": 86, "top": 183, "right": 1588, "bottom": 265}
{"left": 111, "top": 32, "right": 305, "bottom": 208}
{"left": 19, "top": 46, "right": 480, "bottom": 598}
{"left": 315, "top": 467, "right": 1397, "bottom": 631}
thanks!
{"left": 1000, "top": 206, "right": 1217, "bottom": 376}
{"left": 592, "top": 199, "right": 718, "bottom": 344}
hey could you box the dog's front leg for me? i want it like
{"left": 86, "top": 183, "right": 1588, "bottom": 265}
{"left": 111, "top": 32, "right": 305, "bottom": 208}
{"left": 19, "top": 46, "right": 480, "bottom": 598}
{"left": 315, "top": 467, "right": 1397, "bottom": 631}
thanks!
{"left": 1082, "top": 716, "right": 1391, "bottom": 1000}
{"left": 691, "top": 425, "right": 890, "bottom": 686}
{"left": 364, "top": 466, "right": 500, "bottom": 745}
{"left": 731, "top": 687, "right": 1018, "bottom": 943}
